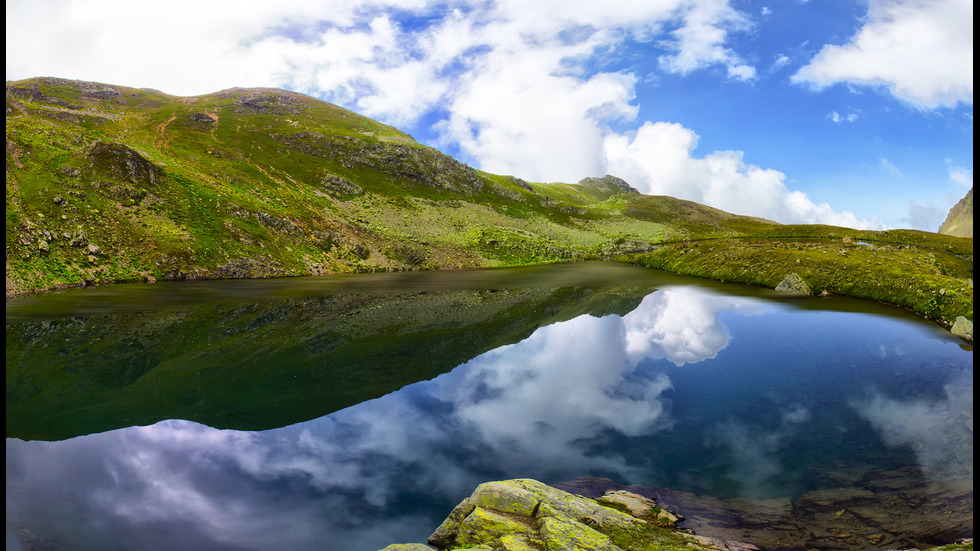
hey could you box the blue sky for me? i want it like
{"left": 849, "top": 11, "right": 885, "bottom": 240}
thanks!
{"left": 6, "top": 0, "right": 973, "bottom": 230}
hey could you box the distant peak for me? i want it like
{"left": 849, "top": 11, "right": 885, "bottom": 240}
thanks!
{"left": 576, "top": 175, "right": 640, "bottom": 195}
{"left": 939, "top": 186, "right": 973, "bottom": 237}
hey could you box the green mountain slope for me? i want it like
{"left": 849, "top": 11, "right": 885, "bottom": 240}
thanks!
{"left": 4, "top": 77, "right": 709, "bottom": 291}
{"left": 5, "top": 78, "right": 973, "bottom": 327}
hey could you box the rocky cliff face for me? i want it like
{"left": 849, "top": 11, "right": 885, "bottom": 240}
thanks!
{"left": 939, "top": 187, "right": 973, "bottom": 237}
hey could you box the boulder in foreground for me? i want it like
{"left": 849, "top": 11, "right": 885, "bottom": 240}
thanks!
{"left": 951, "top": 316, "right": 973, "bottom": 343}
{"left": 774, "top": 272, "right": 812, "bottom": 295}
{"left": 386, "top": 478, "right": 746, "bottom": 551}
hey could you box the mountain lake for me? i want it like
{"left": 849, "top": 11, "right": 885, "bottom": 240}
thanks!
{"left": 5, "top": 262, "right": 973, "bottom": 550}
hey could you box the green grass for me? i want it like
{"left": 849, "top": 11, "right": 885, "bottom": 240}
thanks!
{"left": 622, "top": 238, "right": 973, "bottom": 323}
{"left": 6, "top": 77, "right": 974, "bottom": 331}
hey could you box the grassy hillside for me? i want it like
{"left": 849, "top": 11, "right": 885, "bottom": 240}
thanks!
{"left": 5, "top": 78, "right": 973, "bottom": 327}
{"left": 5, "top": 77, "right": 665, "bottom": 290}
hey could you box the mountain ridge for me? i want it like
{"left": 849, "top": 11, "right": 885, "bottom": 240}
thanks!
{"left": 5, "top": 77, "right": 973, "bottom": 330}
{"left": 4, "top": 76, "right": 776, "bottom": 291}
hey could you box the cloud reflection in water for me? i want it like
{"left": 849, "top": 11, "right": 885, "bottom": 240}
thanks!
{"left": 5, "top": 286, "right": 972, "bottom": 551}
{"left": 852, "top": 370, "right": 974, "bottom": 480}
{"left": 708, "top": 405, "right": 812, "bottom": 497}
{"left": 624, "top": 287, "right": 767, "bottom": 366}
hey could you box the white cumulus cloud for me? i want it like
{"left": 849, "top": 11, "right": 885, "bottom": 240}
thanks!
{"left": 603, "top": 122, "right": 884, "bottom": 228}
{"left": 948, "top": 166, "right": 973, "bottom": 190}
{"left": 793, "top": 0, "right": 973, "bottom": 109}
{"left": 5, "top": 0, "right": 891, "bottom": 227}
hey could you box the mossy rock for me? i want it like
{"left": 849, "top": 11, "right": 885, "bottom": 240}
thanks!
{"left": 420, "top": 479, "right": 718, "bottom": 551}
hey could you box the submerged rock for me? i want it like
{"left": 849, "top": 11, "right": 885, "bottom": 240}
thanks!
{"left": 774, "top": 272, "right": 812, "bottom": 295}
{"left": 554, "top": 474, "right": 973, "bottom": 551}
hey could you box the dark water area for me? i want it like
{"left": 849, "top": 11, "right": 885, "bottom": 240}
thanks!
{"left": 5, "top": 263, "right": 973, "bottom": 550}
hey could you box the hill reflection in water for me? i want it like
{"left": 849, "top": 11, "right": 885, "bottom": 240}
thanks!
{"left": 6, "top": 267, "right": 973, "bottom": 551}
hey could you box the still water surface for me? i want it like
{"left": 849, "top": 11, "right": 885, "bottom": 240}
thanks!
{"left": 5, "top": 263, "right": 973, "bottom": 550}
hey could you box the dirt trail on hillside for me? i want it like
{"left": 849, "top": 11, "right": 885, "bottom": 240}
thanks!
{"left": 156, "top": 114, "right": 176, "bottom": 150}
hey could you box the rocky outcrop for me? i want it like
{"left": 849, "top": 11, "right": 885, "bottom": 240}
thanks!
{"left": 188, "top": 112, "right": 215, "bottom": 123}
{"left": 5, "top": 82, "right": 82, "bottom": 109}
{"left": 255, "top": 211, "right": 305, "bottom": 236}
{"left": 234, "top": 90, "right": 303, "bottom": 115}
{"left": 578, "top": 175, "right": 641, "bottom": 196}
{"left": 342, "top": 142, "right": 485, "bottom": 195}
{"left": 269, "top": 130, "right": 484, "bottom": 196}
{"left": 39, "top": 77, "right": 123, "bottom": 100}
{"left": 426, "top": 478, "right": 639, "bottom": 550}
{"left": 774, "top": 272, "right": 812, "bottom": 295}
{"left": 386, "top": 478, "right": 736, "bottom": 551}
{"left": 939, "top": 187, "right": 973, "bottom": 238}
{"left": 85, "top": 141, "right": 166, "bottom": 187}
{"left": 319, "top": 174, "right": 364, "bottom": 199}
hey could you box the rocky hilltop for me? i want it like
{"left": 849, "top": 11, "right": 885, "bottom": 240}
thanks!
{"left": 940, "top": 187, "right": 973, "bottom": 238}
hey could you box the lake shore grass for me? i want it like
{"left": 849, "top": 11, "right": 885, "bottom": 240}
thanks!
{"left": 619, "top": 236, "right": 973, "bottom": 329}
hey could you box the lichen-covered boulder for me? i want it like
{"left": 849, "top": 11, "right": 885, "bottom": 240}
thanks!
{"left": 539, "top": 514, "right": 619, "bottom": 551}
{"left": 775, "top": 273, "right": 812, "bottom": 295}
{"left": 598, "top": 490, "right": 656, "bottom": 517}
{"left": 470, "top": 481, "right": 541, "bottom": 516}
{"left": 951, "top": 316, "right": 973, "bottom": 343}
{"left": 457, "top": 507, "right": 535, "bottom": 547}
{"left": 426, "top": 479, "right": 642, "bottom": 551}
{"left": 599, "top": 490, "right": 679, "bottom": 526}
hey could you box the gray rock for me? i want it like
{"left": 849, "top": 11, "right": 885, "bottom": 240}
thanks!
{"left": 951, "top": 316, "right": 973, "bottom": 343}
{"left": 256, "top": 211, "right": 305, "bottom": 237}
{"left": 235, "top": 91, "right": 302, "bottom": 115}
{"left": 320, "top": 174, "right": 364, "bottom": 199}
{"left": 378, "top": 545, "right": 436, "bottom": 551}
{"left": 188, "top": 112, "right": 215, "bottom": 123}
{"left": 59, "top": 166, "right": 82, "bottom": 178}
{"left": 775, "top": 273, "right": 812, "bottom": 295}
{"left": 85, "top": 141, "right": 165, "bottom": 187}
{"left": 426, "top": 479, "right": 641, "bottom": 550}
{"left": 554, "top": 472, "right": 972, "bottom": 551}
{"left": 577, "top": 175, "right": 640, "bottom": 195}
{"left": 68, "top": 231, "right": 89, "bottom": 247}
